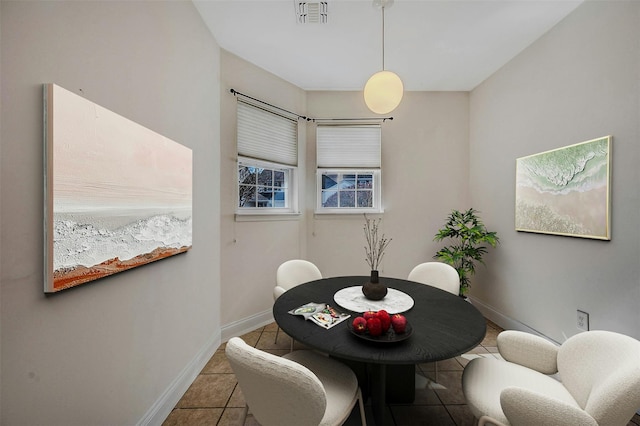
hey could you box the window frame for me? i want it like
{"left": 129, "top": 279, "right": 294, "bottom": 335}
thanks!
{"left": 236, "top": 156, "right": 298, "bottom": 216}
{"left": 315, "top": 168, "right": 382, "bottom": 214}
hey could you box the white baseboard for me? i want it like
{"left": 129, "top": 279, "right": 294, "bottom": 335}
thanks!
{"left": 221, "top": 309, "right": 274, "bottom": 342}
{"left": 137, "top": 330, "right": 221, "bottom": 426}
{"left": 468, "top": 296, "right": 561, "bottom": 345}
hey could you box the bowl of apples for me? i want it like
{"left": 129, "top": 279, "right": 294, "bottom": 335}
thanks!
{"left": 349, "top": 310, "right": 412, "bottom": 343}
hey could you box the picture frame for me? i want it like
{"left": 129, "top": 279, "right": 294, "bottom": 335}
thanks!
{"left": 515, "top": 136, "right": 611, "bottom": 240}
{"left": 44, "top": 84, "right": 192, "bottom": 293}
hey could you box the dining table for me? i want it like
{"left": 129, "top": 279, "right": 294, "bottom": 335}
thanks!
{"left": 272, "top": 275, "right": 487, "bottom": 426}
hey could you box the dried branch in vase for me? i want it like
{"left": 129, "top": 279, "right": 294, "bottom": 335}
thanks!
{"left": 363, "top": 214, "right": 392, "bottom": 271}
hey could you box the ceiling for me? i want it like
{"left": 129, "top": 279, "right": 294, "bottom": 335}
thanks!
{"left": 194, "top": 0, "right": 583, "bottom": 92}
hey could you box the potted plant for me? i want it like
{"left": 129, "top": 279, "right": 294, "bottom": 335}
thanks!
{"left": 433, "top": 208, "right": 499, "bottom": 297}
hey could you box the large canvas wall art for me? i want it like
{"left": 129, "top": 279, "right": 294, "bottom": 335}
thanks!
{"left": 44, "top": 84, "right": 192, "bottom": 293}
{"left": 515, "top": 136, "right": 611, "bottom": 240}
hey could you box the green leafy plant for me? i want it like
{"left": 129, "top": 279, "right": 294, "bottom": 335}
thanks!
{"left": 433, "top": 208, "right": 499, "bottom": 296}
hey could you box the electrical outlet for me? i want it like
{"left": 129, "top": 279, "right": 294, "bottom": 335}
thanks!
{"left": 577, "top": 310, "right": 589, "bottom": 331}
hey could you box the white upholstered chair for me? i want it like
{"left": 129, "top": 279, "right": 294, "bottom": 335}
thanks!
{"left": 226, "top": 336, "right": 366, "bottom": 426}
{"left": 407, "top": 261, "right": 460, "bottom": 381}
{"left": 407, "top": 262, "right": 460, "bottom": 296}
{"left": 462, "top": 329, "right": 640, "bottom": 426}
{"left": 274, "top": 259, "right": 322, "bottom": 347}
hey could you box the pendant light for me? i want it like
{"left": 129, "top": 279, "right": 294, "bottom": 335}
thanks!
{"left": 364, "top": 0, "right": 403, "bottom": 114}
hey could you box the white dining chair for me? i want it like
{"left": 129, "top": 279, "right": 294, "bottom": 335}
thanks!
{"left": 226, "top": 336, "right": 367, "bottom": 426}
{"left": 407, "top": 262, "right": 460, "bottom": 296}
{"left": 274, "top": 259, "right": 322, "bottom": 349}
{"left": 462, "top": 329, "right": 640, "bottom": 426}
{"left": 408, "top": 261, "right": 461, "bottom": 382}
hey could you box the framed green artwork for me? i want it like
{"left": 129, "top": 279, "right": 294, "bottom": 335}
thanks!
{"left": 515, "top": 136, "right": 611, "bottom": 240}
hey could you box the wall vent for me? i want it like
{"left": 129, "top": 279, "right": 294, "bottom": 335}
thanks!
{"left": 295, "top": 2, "right": 328, "bottom": 24}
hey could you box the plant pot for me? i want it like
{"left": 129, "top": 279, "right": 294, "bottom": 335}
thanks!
{"left": 362, "top": 270, "right": 387, "bottom": 300}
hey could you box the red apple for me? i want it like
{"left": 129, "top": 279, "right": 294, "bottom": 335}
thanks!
{"left": 352, "top": 316, "right": 367, "bottom": 334}
{"left": 377, "top": 310, "right": 391, "bottom": 332}
{"left": 363, "top": 310, "right": 377, "bottom": 320}
{"left": 366, "top": 317, "right": 383, "bottom": 337}
{"left": 391, "top": 314, "right": 407, "bottom": 334}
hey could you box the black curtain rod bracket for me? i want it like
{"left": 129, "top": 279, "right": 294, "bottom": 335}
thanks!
{"left": 230, "top": 88, "right": 308, "bottom": 121}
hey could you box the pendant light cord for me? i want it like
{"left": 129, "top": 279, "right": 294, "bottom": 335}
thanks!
{"left": 381, "top": 6, "right": 386, "bottom": 70}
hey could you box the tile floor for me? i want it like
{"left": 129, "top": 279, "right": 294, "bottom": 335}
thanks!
{"left": 163, "top": 320, "right": 640, "bottom": 426}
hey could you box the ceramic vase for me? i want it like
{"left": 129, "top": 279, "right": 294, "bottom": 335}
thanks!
{"left": 362, "top": 270, "right": 387, "bottom": 300}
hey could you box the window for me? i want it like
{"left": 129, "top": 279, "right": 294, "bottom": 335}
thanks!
{"left": 319, "top": 170, "right": 379, "bottom": 209}
{"left": 316, "top": 125, "right": 383, "bottom": 213}
{"left": 238, "top": 159, "right": 292, "bottom": 209}
{"left": 236, "top": 101, "right": 298, "bottom": 215}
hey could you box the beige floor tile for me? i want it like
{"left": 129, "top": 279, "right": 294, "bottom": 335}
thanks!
{"left": 436, "top": 357, "right": 464, "bottom": 371}
{"left": 200, "top": 350, "right": 234, "bottom": 374}
{"left": 227, "top": 384, "right": 246, "bottom": 408}
{"left": 486, "top": 320, "right": 502, "bottom": 332}
{"left": 176, "top": 374, "right": 237, "bottom": 408}
{"left": 391, "top": 404, "right": 456, "bottom": 425}
{"left": 417, "top": 362, "right": 436, "bottom": 378}
{"left": 432, "top": 371, "right": 466, "bottom": 405}
{"left": 162, "top": 408, "right": 223, "bottom": 426}
{"left": 264, "top": 322, "right": 279, "bottom": 332}
{"left": 481, "top": 326, "right": 500, "bottom": 346}
{"left": 406, "top": 383, "right": 442, "bottom": 406}
{"left": 218, "top": 408, "right": 260, "bottom": 426}
{"left": 263, "top": 348, "right": 291, "bottom": 357}
{"left": 238, "top": 330, "right": 263, "bottom": 346}
{"left": 464, "top": 345, "right": 492, "bottom": 355}
{"left": 256, "top": 330, "right": 294, "bottom": 350}
{"left": 454, "top": 355, "right": 471, "bottom": 368}
{"left": 445, "top": 404, "right": 476, "bottom": 426}
{"left": 418, "top": 361, "right": 435, "bottom": 373}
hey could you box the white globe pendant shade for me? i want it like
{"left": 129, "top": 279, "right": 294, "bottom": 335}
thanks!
{"left": 364, "top": 70, "right": 404, "bottom": 114}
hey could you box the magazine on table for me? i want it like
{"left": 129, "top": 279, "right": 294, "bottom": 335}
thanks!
{"left": 288, "top": 302, "right": 351, "bottom": 329}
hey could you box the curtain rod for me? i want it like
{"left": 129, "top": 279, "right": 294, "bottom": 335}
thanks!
{"left": 230, "top": 88, "right": 308, "bottom": 121}
{"left": 229, "top": 88, "right": 393, "bottom": 123}
{"left": 308, "top": 117, "right": 393, "bottom": 123}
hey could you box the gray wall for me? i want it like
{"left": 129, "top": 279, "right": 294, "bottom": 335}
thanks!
{"left": 219, "top": 50, "right": 308, "bottom": 332}
{"left": 468, "top": 0, "right": 640, "bottom": 342}
{"left": 1, "top": 2, "right": 221, "bottom": 424}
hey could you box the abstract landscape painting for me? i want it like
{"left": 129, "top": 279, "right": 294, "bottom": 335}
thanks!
{"left": 44, "top": 84, "right": 192, "bottom": 293}
{"left": 515, "top": 136, "right": 611, "bottom": 240}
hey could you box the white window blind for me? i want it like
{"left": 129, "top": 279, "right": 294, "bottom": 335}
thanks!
{"left": 316, "top": 125, "right": 381, "bottom": 168}
{"left": 237, "top": 101, "right": 298, "bottom": 166}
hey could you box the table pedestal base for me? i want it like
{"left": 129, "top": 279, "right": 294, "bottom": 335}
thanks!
{"left": 385, "top": 364, "right": 416, "bottom": 402}
{"left": 334, "top": 358, "right": 415, "bottom": 425}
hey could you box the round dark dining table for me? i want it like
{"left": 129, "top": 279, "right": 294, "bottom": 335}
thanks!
{"left": 272, "top": 275, "right": 486, "bottom": 425}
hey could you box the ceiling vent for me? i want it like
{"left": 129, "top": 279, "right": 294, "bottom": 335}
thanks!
{"left": 295, "top": 2, "right": 328, "bottom": 24}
